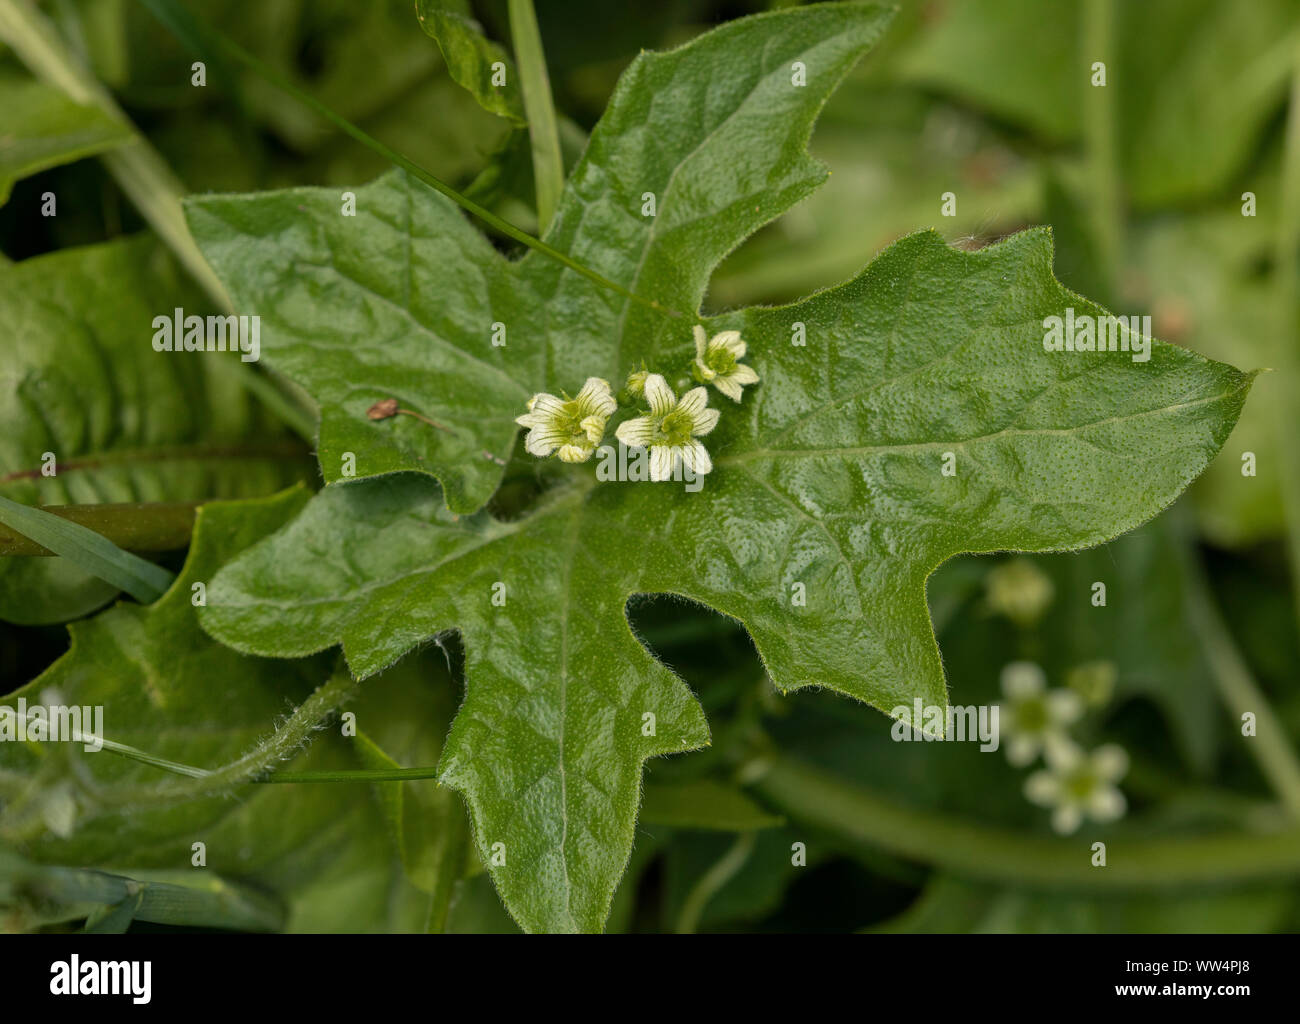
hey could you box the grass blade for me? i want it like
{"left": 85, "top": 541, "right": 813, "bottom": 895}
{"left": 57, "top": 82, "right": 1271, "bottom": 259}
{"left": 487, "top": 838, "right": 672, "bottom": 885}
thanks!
{"left": 507, "top": 0, "right": 564, "bottom": 231}
{"left": 0, "top": 495, "right": 174, "bottom": 603}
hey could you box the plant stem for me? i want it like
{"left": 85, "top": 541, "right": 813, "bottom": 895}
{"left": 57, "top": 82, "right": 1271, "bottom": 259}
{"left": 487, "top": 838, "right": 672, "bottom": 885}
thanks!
{"left": 754, "top": 756, "right": 1300, "bottom": 887}
{"left": 674, "top": 831, "right": 757, "bottom": 934}
{"left": 257, "top": 766, "right": 442, "bottom": 783}
{"left": 0, "top": 502, "right": 197, "bottom": 556}
{"left": 1186, "top": 542, "right": 1300, "bottom": 817}
{"left": 1274, "top": 33, "right": 1300, "bottom": 636}
{"left": 71, "top": 666, "right": 358, "bottom": 810}
{"left": 0, "top": 438, "right": 310, "bottom": 489}
{"left": 1081, "top": 0, "right": 1121, "bottom": 298}
{"left": 507, "top": 0, "right": 563, "bottom": 233}
{"left": 39, "top": 712, "right": 441, "bottom": 790}
{"left": 424, "top": 802, "right": 468, "bottom": 934}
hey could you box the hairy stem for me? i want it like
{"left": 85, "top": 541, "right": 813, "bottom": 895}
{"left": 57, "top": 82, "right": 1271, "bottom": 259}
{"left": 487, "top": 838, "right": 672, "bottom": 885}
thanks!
{"left": 0, "top": 666, "right": 360, "bottom": 839}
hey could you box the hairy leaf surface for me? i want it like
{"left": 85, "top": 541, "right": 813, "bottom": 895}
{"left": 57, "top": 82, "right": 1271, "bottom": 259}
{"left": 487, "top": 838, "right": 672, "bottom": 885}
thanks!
{"left": 201, "top": 223, "right": 1251, "bottom": 931}
{"left": 186, "top": 2, "right": 1252, "bottom": 933}
{"left": 187, "top": 3, "right": 896, "bottom": 512}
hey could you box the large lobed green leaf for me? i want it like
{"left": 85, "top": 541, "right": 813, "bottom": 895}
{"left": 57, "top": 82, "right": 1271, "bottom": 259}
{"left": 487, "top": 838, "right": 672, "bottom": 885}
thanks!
{"left": 186, "top": 2, "right": 896, "bottom": 513}
{"left": 199, "top": 224, "right": 1252, "bottom": 932}
{"left": 187, "top": 3, "right": 1252, "bottom": 932}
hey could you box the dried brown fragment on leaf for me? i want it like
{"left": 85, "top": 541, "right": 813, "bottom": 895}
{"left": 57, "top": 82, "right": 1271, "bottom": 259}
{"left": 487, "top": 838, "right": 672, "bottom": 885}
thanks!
{"left": 367, "top": 398, "right": 400, "bottom": 420}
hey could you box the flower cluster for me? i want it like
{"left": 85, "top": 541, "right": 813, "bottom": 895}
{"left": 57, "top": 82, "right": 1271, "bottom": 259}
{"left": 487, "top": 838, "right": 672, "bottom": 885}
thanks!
{"left": 514, "top": 326, "right": 758, "bottom": 482}
{"left": 996, "top": 660, "right": 1128, "bottom": 835}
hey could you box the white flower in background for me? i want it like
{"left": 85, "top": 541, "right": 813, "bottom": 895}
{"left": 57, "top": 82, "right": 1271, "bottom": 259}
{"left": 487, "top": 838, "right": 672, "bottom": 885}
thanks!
{"left": 693, "top": 325, "right": 759, "bottom": 402}
{"left": 984, "top": 557, "right": 1054, "bottom": 627}
{"left": 615, "top": 373, "right": 720, "bottom": 481}
{"left": 515, "top": 377, "right": 617, "bottom": 463}
{"left": 998, "top": 661, "right": 1083, "bottom": 767}
{"left": 1064, "top": 659, "right": 1119, "bottom": 708}
{"left": 1024, "top": 741, "right": 1129, "bottom": 835}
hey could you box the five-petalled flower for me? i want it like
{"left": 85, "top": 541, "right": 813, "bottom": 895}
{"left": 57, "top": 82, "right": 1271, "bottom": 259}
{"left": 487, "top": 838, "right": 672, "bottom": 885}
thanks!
{"left": 997, "top": 661, "right": 1084, "bottom": 767}
{"left": 693, "top": 325, "right": 759, "bottom": 402}
{"left": 615, "top": 373, "right": 720, "bottom": 481}
{"left": 1024, "top": 740, "right": 1129, "bottom": 835}
{"left": 515, "top": 377, "right": 617, "bottom": 463}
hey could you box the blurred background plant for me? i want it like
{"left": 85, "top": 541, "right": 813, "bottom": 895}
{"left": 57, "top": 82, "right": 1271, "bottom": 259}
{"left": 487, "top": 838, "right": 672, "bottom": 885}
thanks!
{"left": 1, "top": 0, "right": 1299, "bottom": 933}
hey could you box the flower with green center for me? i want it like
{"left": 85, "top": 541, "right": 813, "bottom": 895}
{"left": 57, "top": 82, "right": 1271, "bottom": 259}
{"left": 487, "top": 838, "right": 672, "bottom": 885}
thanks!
{"left": 1024, "top": 740, "right": 1128, "bottom": 835}
{"left": 692, "top": 325, "right": 759, "bottom": 402}
{"left": 997, "top": 661, "right": 1083, "bottom": 767}
{"left": 515, "top": 377, "right": 617, "bottom": 463}
{"left": 615, "top": 373, "right": 720, "bottom": 481}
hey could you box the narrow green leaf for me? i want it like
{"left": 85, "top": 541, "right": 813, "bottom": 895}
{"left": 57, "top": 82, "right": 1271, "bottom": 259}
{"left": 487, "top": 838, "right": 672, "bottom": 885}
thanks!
{"left": 80, "top": 889, "right": 143, "bottom": 933}
{"left": 0, "top": 495, "right": 174, "bottom": 603}
{"left": 506, "top": 0, "right": 563, "bottom": 230}
{"left": 0, "top": 849, "right": 287, "bottom": 932}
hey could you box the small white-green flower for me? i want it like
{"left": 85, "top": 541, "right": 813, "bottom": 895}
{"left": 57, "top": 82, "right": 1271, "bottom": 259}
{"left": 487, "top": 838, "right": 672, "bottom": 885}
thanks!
{"left": 515, "top": 377, "right": 616, "bottom": 463}
{"left": 998, "top": 661, "right": 1084, "bottom": 767}
{"left": 615, "top": 373, "right": 720, "bottom": 481}
{"left": 1024, "top": 740, "right": 1128, "bottom": 835}
{"left": 693, "top": 325, "right": 759, "bottom": 402}
{"left": 984, "top": 557, "right": 1055, "bottom": 627}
